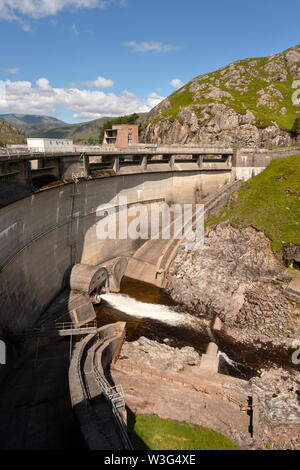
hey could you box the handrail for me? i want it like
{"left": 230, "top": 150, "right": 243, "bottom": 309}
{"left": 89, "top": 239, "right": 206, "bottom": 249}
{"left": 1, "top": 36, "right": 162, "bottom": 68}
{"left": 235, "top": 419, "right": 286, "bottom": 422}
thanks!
{"left": 92, "top": 337, "right": 133, "bottom": 450}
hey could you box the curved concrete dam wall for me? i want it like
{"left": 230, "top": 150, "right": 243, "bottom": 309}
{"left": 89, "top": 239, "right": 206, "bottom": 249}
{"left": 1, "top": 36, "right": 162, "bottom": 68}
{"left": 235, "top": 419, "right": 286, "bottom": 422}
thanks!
{"left": 0, "top": 169, "right": 231, "bottom": 334}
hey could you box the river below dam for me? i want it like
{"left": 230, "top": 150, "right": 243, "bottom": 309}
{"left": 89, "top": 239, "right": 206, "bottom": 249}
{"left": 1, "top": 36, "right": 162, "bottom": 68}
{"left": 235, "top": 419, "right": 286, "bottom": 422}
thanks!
{"left": 95, "top": 278, "right": 253, "bottom": 380}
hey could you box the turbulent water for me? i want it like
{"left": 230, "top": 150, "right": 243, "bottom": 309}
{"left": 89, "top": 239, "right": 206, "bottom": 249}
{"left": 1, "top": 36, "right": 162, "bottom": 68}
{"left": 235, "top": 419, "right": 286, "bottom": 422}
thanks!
{"left": 218, "top": 351, "right": 247, "bottom": 379}
{"left": 101, "top": 293, "right": 197, "bottom": 327}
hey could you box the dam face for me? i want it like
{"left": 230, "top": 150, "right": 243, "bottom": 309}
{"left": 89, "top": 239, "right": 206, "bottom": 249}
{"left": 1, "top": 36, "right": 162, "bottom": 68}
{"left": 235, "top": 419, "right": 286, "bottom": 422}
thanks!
{"left": 0, "top": 169, "right": 231, "bottom": 336}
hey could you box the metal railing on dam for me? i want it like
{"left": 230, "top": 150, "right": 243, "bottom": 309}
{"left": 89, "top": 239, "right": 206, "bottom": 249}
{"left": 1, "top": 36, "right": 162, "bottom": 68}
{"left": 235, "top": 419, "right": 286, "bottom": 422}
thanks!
{"left": 69, "top": 323, "right": 132, "bottom": 450}
{"left": 1, "top": 145, "right": 298, "bottom": 191}
{"left": 0, "top": 145, "right": 235, "bottom": 206}
{"left": 0, "top": 144, "right": 234, "bottom": 158}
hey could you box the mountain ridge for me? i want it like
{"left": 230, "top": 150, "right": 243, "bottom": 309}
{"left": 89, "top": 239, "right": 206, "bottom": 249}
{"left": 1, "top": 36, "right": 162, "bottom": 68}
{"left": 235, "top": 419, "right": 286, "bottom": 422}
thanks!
{"left": 0, "top": 114, "right": 67, "bottom": 135}
{"left": 32, "top": 116, "right": 116, "bottom": 144}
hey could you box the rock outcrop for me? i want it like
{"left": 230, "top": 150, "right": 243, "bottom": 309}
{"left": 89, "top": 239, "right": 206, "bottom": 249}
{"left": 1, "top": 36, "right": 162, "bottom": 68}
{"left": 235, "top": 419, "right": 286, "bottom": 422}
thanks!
{"left": 0, "top": 118, "right": 26, "bottom": 145}
{"left": 166, "top": 223, "right": 300, "bottom": 363}
{"left": 120, "top": 336, "right": 201, "bottom": 372}
{"left": 141, "top": 44, "right": 300, "bottom": 147}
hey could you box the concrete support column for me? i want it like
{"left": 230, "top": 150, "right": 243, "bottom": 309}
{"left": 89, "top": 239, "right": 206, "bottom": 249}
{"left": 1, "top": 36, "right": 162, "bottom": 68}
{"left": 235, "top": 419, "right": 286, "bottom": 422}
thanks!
{"left": 141, "top": 155, "right": 147, "bottom": 171}
{"left": 197, "top": 155, "right": 203, "bottom": 168}
{"left": 200, "top": 342, "right": 219, "bottom": 374}
{"left": 113, "top": 156, "right": 120, "bottom": 173}
{"left": 83, "top": 154, "right": 90, "bottom": 177}
{"left": 0, "top": 160, "right": 32, "bottom": 186}
{"left": 232, "top": 149, "right": 241, "bottom": 168}
{"left": 169, "top": 155, "right": 175, "bottom": 170}
{"left": 60, "top": 154, "right": 89, "bottom": 180}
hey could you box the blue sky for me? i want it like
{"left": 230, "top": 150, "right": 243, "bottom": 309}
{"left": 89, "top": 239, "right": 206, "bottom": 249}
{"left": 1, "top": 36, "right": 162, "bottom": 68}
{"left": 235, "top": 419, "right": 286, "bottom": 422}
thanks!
{"left": 0, "top": 0, "right": 299, "bottom": 123}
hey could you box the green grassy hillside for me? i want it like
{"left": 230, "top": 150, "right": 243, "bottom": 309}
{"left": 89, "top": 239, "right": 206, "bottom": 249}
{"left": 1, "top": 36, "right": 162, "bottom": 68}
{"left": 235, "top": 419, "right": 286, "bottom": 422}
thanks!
{"left": 207, "top": 155, "right": 300, "bottom": 251}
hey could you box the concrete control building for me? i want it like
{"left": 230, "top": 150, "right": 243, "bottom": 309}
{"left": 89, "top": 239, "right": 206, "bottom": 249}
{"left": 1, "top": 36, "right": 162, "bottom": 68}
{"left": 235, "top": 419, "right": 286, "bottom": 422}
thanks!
{"left": 27, "top": 138, "right": 73, "bottom": 153}
{"left": 103, "top": 125, "right": 139, "bottom": 149}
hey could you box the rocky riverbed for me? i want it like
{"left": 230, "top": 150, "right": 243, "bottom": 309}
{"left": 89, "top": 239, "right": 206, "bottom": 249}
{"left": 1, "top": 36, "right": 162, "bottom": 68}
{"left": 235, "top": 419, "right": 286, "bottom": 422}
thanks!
{"left": 166, "top": 222, "right": 300, "bottom": 365}
{"left": 120, "top": 336, "right": 300, "bottom": 449}
{"left": 162, "top": 222, "right": 300, "bottom": 449}
{"left": 120, "top": 336, "right": 201, "bottom": 372}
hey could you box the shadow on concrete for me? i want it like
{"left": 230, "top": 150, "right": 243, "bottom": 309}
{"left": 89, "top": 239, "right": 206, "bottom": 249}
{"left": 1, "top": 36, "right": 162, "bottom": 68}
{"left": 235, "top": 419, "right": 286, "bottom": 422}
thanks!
{"left": 32, "top": 175, "right": 59, "bottom": 191}
{"left": 0, "top": 339, "right": 86, "bottom": 450}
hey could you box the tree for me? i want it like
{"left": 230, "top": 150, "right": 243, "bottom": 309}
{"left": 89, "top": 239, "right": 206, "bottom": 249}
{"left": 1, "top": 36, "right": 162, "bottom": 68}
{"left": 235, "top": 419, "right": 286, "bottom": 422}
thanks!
{"left": 291, "top": 117, "right": 300, "bottom": 137}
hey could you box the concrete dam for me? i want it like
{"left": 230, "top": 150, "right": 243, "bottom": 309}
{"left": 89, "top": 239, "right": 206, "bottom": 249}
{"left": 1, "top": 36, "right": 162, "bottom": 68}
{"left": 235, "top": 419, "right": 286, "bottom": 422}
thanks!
{"left": 0, "top": 144, "right": 298, "bottom": 449}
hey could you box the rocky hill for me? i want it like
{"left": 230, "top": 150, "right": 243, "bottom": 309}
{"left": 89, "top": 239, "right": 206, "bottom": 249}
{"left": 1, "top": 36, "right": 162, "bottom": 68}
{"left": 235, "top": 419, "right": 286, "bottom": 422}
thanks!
{"left": 141, "top": 44, "right": 300, "bottom": 147}
{"left": 0, "top": 118, "right": 26, "bottom": 145}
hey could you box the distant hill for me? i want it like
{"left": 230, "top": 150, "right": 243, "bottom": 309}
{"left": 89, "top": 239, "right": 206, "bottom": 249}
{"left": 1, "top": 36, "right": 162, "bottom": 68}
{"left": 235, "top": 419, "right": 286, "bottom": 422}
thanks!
{"left": 32, "top": 116, "right": 114, "bottom": 144}
{"left": 33, "top": 113, "right": 147, "bottom": 144}
{"left": 0, "top": 114, "right": 66, "bottom": 134}
{"left": 0, "top": 118, "right": 26, "bottom": 146}
{"left": 0, "top": 112, "right": 148, "bottom": 145}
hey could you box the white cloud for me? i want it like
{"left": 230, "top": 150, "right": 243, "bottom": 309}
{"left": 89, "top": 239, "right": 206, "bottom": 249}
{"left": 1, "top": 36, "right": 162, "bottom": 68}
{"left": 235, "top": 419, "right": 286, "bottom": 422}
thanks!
{"left": 36, "top": 77, "right": 52, "bottom": 90}
{"left": 124, "top": 40, "right": 180, "bottom": 53}
{"left": 145, "top": 92, "right": 165, "bottom": 108}
{"left": 1, "top": 77, "right": 165, "bottom": 119}
{"left": 84, "top": 76, "right": 114, "bottom": 88}
{"left": 170, "top": 78, "right": 184, "bottom": 89}
{"left": 5, "top": 80, "right": 32, "bottom": 94}
{"left": 0, "top": 0, "right": 126, "bottom": 30}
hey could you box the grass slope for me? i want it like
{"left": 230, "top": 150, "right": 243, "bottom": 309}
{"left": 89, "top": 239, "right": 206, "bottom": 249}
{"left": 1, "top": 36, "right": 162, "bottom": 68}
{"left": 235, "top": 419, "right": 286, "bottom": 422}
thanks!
{"left": 128, "top": 414, "right": 239, "bottom": 451}
{"left": 207, "top": 155, "right": 300, "bottom": 251}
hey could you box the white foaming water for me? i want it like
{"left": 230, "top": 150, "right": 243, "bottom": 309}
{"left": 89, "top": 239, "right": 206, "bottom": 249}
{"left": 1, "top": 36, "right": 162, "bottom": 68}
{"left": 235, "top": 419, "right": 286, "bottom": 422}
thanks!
{"left": 101, "top": 293, "right": 194, "bottom": 327}
{"left": 218, "top": 351, "right": 246, "bottom": 378}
